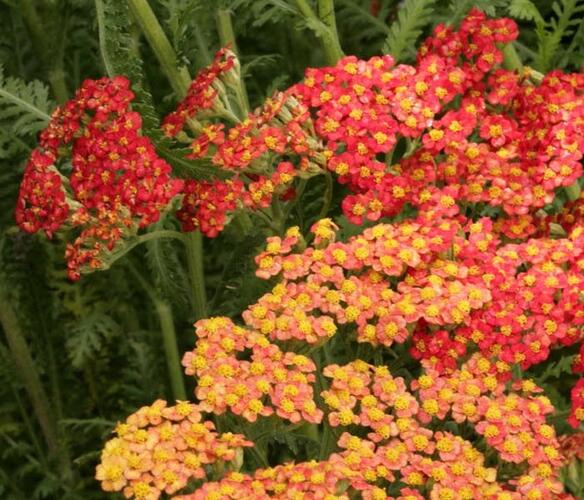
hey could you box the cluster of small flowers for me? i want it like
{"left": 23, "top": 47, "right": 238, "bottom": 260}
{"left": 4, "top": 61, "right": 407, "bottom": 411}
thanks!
{"left": 162, "top": 48, "right": 236, "bottom": 137}
{"left": 320, "top": 354, "right": 567, "bottom": 498}
{"left": 181, "top": 316, "right": 323, "bottom": 424}
{"left": 164, "top": 10, "right": 584, "bottom": 239}
{"left": 249, "top": 216, "right": 491, "bottom": 349}
{"left": 96, "top": 399, "right": 251, "bottom": 499}
{"left": 159, "top": 355, "right": 569, "bottom": 498}
{"left": 293, "top": 9, "right": 584, "bottom": 225}
{"left": 249, "top": 215, "right": 584, "bottom": 426}
{"left": 15, "top": 76, "right": 183, "bottom": 279}
{"left": 162, "top": 48, "right": 331, "bottom": 236}
{"left": 171, "top": 458, "right": 355, "bottom": 499}
{"left": 176, "top": 178, "right": 244, "bottom": 237}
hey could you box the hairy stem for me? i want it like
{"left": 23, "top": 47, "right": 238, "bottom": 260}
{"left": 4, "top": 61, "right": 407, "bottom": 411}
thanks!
{"left": 127, "top": 263, "right": 187, "bottom": 400}
{"left": 154, "top": 300, "right": 187, "bottom": 400}
{"left": 317, "top": 0, "right": 343, "bottom": 63}
{"left": 295, "top": 0, "right": 343, "bottom": 65}
{"left": 502, "top": 43, "right": 523, "bottom": 73}
{"left": 318, "top": 171, "right": 334, "bottom": 220}
{"left": 216, "top": 8, "right": 250, "bottom": 117}
{"left": 127, "top": 0, "right": 192, "bottom": 97}
{"left": 0, "top": 291, "right": 72, "bottom": 480}
{"left": 128, "top": 0, "right": 209, "bottom": 321}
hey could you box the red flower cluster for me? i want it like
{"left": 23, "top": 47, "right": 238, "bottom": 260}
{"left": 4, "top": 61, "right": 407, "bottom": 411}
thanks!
{"left": 15, "top": 149, "right": 69, "bottom": 236}
{"left": 292, "top": 10, "right": 584, "bottom": 225}
{"left": 162, "top": 49, "right": 236, "bottom": 137}
{"left": 165, "top": 9, "right": 584, "bottom": 242}
{"left": 16, "top": 76, "right": 183, "bottom": 279}
{"left": 162, "top": 50, "right": 328, "bottom": 236}
{"left": 176, "top": 178, "right": 244, "bottom": 237}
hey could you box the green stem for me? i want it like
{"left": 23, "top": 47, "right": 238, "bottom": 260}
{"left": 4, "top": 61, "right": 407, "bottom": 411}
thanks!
{"left": 193, "top": 26, "right": 211, "bottom": 66}
{"left": 127, "top": 263, "right": 187, "bottom": 400}
{"left": 30, "top": 281, "right": 63, "bottom": 426}
{"left": 127, "top": 0, "right": 192, "bottom": 97}
{"left": 317, "top": 0, "right": 343, "bottom": 63}
{"left": 295, "top": 0, "right": 343, "bottom": 65}
{"left": 95, "top": 0, "right": 115, "bottom": 77}
{"left": 0, "top": 291, "right": 72, "bottom": 479}
{"left": 185, "top": 231, "right": 208, "bottom": 320}
{"left": 154, "top": 300, "right": 187, "bottom": 400}
{"left": 128, "top": 0, "right": 209, "bottom": 321}
{"left": 12, "top": 386, "right": 47, "bottom": 466}
{"left": 232, "top": 211, "right": 253, "bottom": 240}
{"left": 502, "top": 42, "right": 523, "bottom": 73}
{"left": 318, "top": 171, "right": 334, "bottom": 220}
{"left": 100, "top": 230, "right": 185, "bottom": 271}
{"left": 216, "top": 8, "right": 250, "bottom": 117}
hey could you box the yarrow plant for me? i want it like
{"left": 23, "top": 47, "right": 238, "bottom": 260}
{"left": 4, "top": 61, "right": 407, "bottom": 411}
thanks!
{"left": 15, "top": 76, "right": 183, "bottom": 279}
{"left": 11, "top": 5, "right": 584, "bottom": 500}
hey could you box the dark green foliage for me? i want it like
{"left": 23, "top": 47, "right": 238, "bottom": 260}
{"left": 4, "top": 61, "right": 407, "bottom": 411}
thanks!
{"left": 382, "top": 0, "right": 438, "bottom": 62}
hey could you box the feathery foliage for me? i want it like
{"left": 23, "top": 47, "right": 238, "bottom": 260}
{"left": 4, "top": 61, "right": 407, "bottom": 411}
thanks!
{"left": 0, "top": 66, "right": 52, "bottom": 138}
{"left": 382, "top": 0, "right": 438, "bottom": 62}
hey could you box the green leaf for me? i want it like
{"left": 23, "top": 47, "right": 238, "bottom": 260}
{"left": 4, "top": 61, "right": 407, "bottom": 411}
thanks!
{"left": 383, "top": 0, "right": 438, "bottom": 63}
{"left": 525, "top": 0, "right": 584, "bottom": 72}
{"left": 0, "top": 65, "right": 53, "bottom": 138}
{"left": 536, "top": 354, "right": 576, "bottom": 383}
{"left": 508, "top": 0, "right": 545, "bottom": 24}
{"left": 336, "top": 0, "right": 390, "bottom": 38}
{"left": 65, "top": 312, "right": 121, "bottom": 369}
{"left": 231, "top": 0, "right": 297, "bottom": 28}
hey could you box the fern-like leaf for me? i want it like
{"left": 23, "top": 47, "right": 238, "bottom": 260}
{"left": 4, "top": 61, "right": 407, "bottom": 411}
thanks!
{"left": 0, "top": 66, "right": 53, "bottom": 138}
{"left": 538, "top": 0, "right": 584, "bottom": 72}
{"left": 231, "top": 0, "right": 297, "bottom": 28}
{"left": 65, "top": 312, "right": 121, "bottom": 369}
{"left": 336, "top": 0, "right": 390, "bottom": 38}
{"left": 382, "top": 0, "right": 438, "bottom": 63}
{"left": 509, "top": 0, "right": 584, "bottom": 72}
{"left": 508, "top": 0, "right": 545, "bottom": 24}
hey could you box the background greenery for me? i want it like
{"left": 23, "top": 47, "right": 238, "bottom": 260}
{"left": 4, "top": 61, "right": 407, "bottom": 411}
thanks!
{"left": 1, "top": 0, "right": 583, "bottom": 498}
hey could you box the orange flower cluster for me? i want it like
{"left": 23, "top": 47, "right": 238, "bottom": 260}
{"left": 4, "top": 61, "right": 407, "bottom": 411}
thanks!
{"left": 182, "top": 316, "right": 323, "bottom": 424}
{"left": 96, "top": 400, "right": 251, "bottom": 499}
{"left": 250, "top": 216, "right": 491, "bottom": 348}
{"left": 148, "top": 359, "right": 568, "bottom": 499}
{"left": 171, "top": 459, "right": 356, "bottom": 499}
{"left": 319, "top": 354, "right": 566, "bottom": 498}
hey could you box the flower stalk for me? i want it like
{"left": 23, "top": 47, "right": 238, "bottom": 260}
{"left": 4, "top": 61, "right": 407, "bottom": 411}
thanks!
{"left": 0, "top": 288, "right": 73, "bottom": 481}
{"left": 216, "top": 8, "right": 250, "bottom": 117}
{"left": 127, "top": 0, "right": 208, "bottom": 322}
{"left": 154, "top": 300, "right": 188, "bottom": 401}
{"left": 295, "top": 0, "right": 343, "bottom": 65}
{"left": 127, "top": 263, "right": 187, "bottom": 400}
